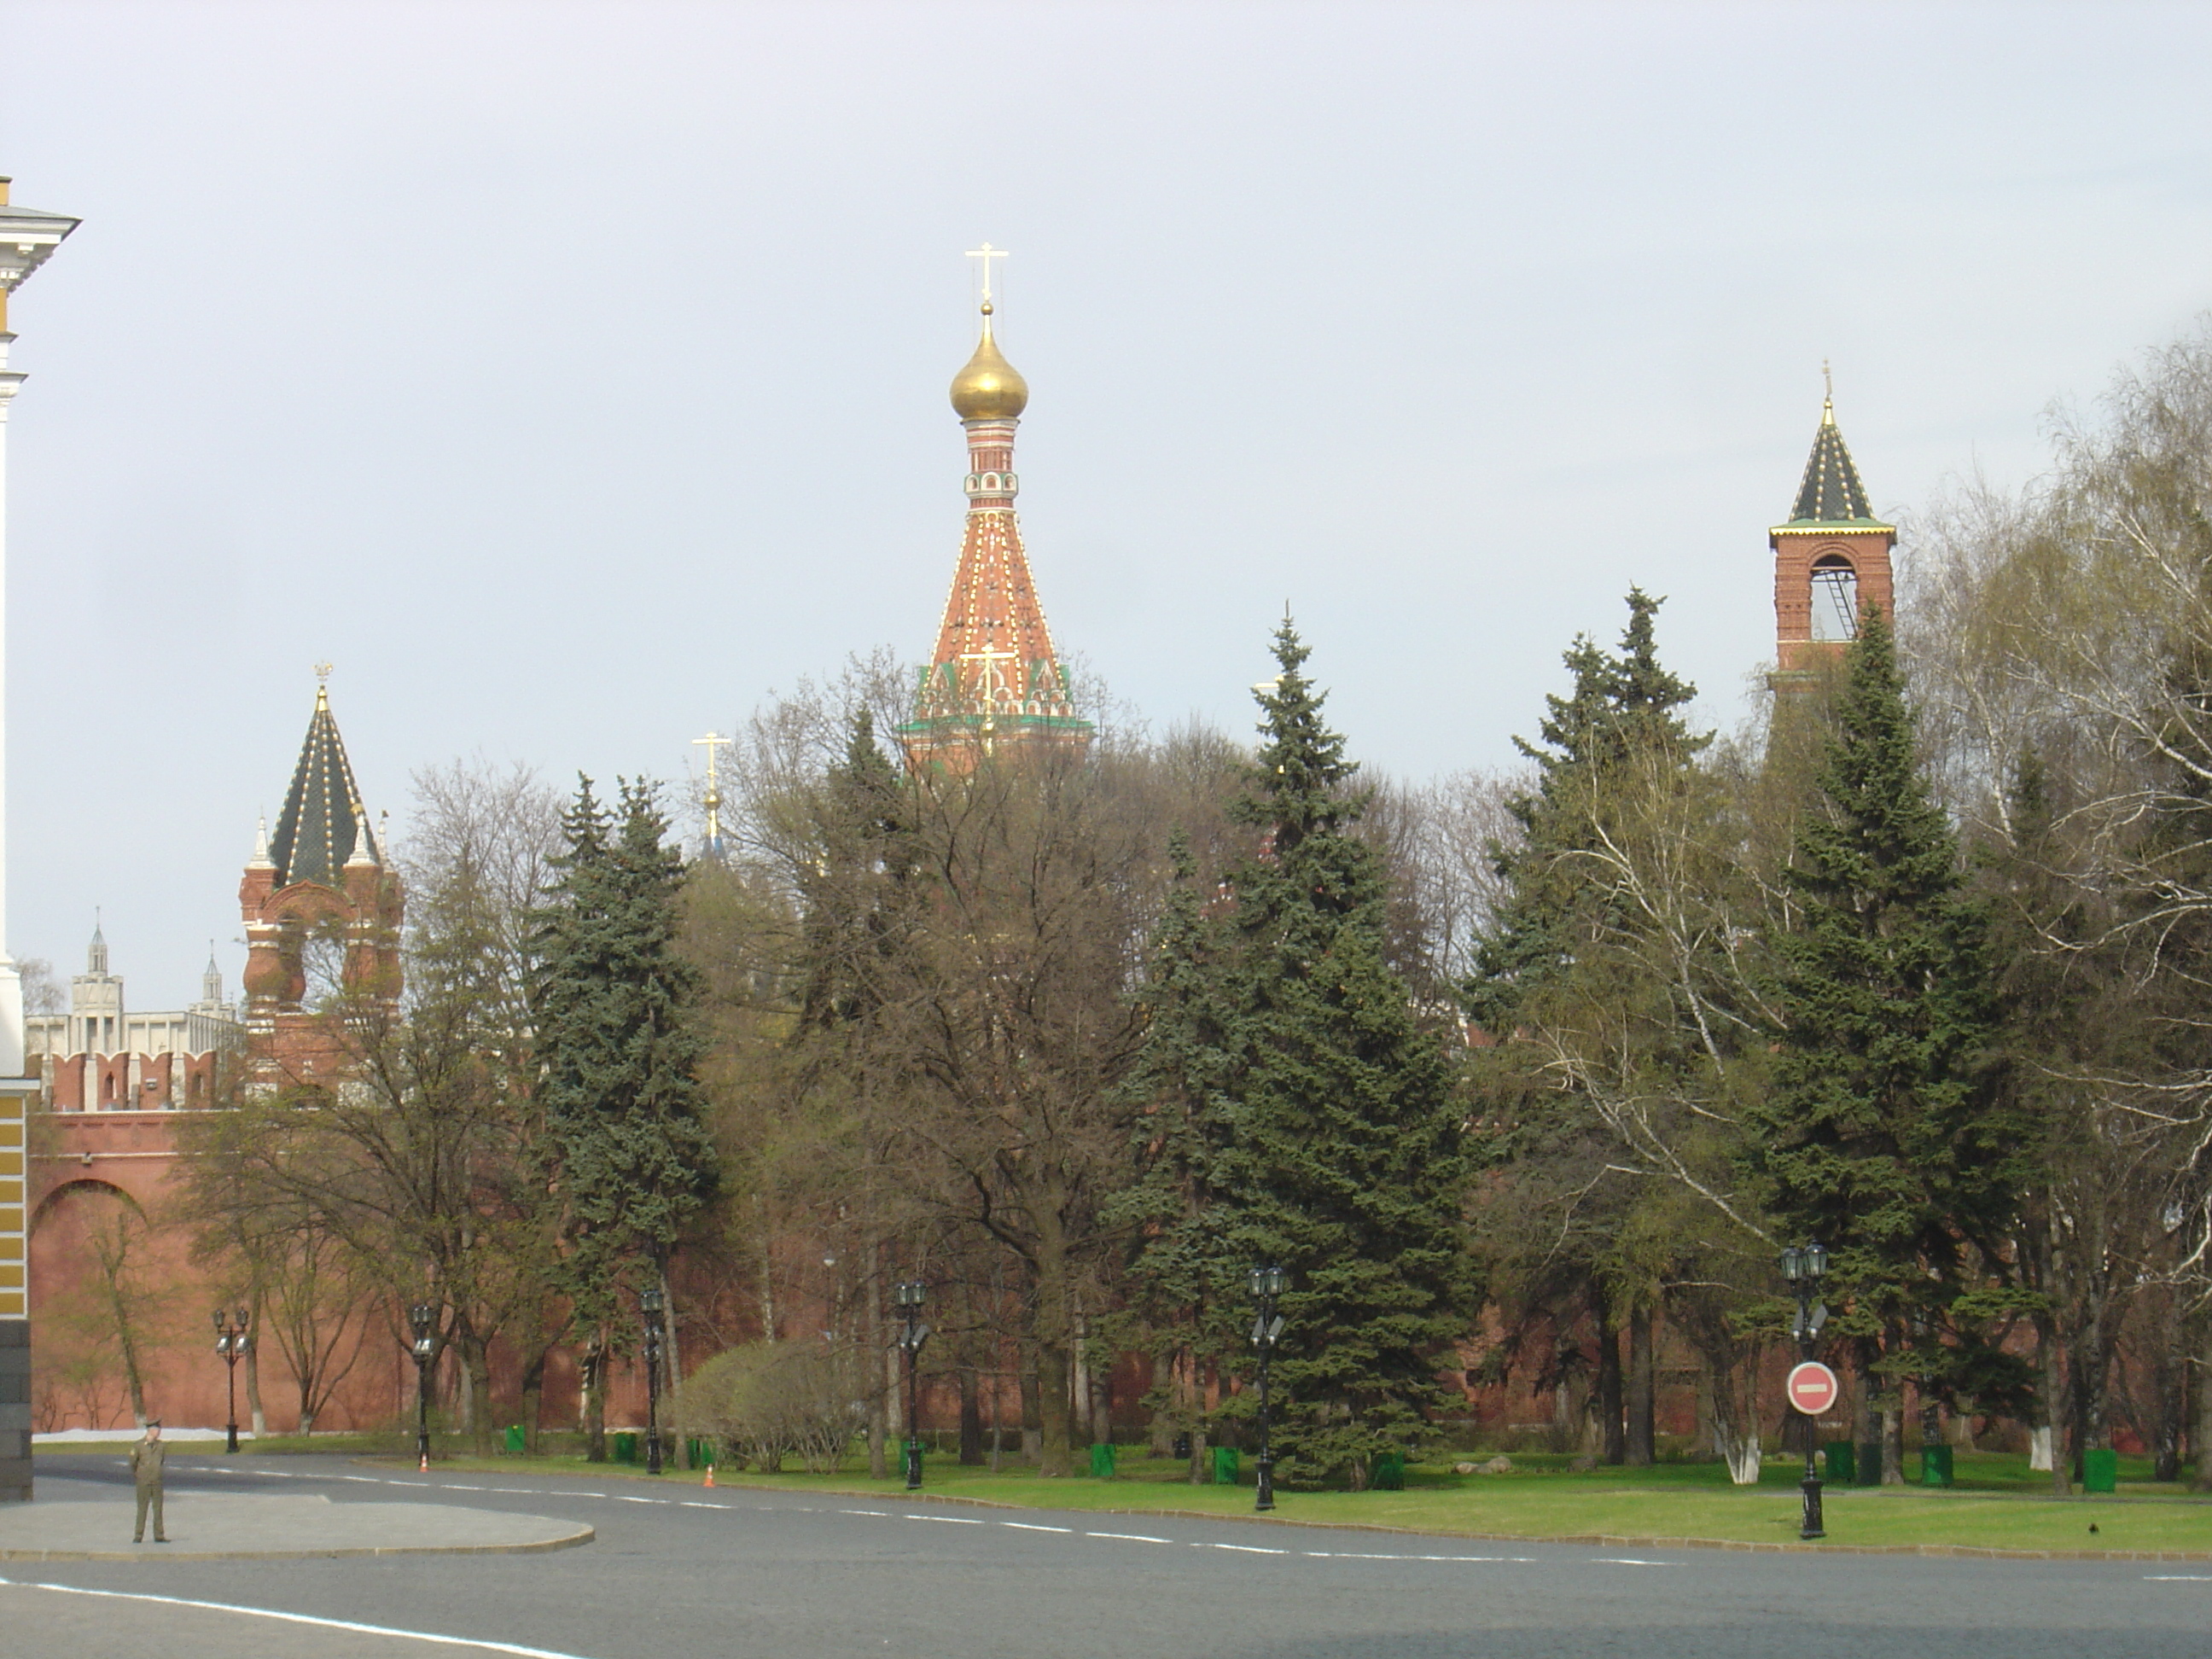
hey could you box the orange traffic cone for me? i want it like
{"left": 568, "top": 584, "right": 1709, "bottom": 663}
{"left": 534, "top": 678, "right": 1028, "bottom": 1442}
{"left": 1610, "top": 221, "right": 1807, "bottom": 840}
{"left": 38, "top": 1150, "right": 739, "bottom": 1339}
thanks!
{"left": 419, "top": 1452, "right": 429, "bottom": 1472}
{"left": 702, "top": 1464, "right": 715, "bottom": 1488}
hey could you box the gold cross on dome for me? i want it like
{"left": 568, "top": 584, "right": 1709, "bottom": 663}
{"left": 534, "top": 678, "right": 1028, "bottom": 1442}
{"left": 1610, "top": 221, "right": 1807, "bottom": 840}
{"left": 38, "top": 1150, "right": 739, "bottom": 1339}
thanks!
{"left": 965, "top": 242, "right": 1008, "bottom": 305}
{"left": 691, "top": 731, "right": 731, "bottom": 789}
{"left": 314, "top": 661, "right": 333, "bottom": 685}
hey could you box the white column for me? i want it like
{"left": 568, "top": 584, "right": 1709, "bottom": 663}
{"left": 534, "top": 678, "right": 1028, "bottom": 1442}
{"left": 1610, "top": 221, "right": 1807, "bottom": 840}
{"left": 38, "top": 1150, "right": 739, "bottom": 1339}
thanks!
{"left": 0, "top": 333, "right": 21, "bottom": 1076}
{"left": 0, "top": 187, "right": 79, "bottom": 1078}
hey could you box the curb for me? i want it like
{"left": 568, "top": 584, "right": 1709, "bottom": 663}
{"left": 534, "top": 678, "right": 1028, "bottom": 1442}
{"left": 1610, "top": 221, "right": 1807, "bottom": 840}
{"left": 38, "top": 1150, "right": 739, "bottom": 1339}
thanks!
{"left": 0, "top": 1523, "right": 594, "bottom": 1564}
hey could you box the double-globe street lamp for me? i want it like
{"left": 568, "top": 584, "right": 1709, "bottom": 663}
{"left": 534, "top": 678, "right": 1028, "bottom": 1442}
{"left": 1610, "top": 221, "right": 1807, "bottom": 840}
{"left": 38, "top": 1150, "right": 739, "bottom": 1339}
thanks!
{"left": 894, "top": 1281, "right": 929, "bottom": 1490}
{"left": 212, "top": 1307, "right": 250, "bottom": 1454}
{"left": 1780, "top": 1242, "right": 1831, "bottom": 1541}
{"left": 1249, "top": 1266, "right": 1287, "bottom": 1513}
{"left": 642, "top": 1284, "right": 667, "bottom": 1476}
{"left": 409, "top": 1303, "right": 436, "bottom": 1470}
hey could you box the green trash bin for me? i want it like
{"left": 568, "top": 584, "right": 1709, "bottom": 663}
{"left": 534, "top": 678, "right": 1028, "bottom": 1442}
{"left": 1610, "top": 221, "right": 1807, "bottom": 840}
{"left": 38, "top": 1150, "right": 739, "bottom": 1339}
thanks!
{"left": 503, "top": 1424, "right": 525, "bottom": 1454}
{"left": 1855, "top": 1441, "right": 1883, "bottom": 1487}
{"left": 1211, "top": 1446, "right": 1241, "bottom": 1486}
{"left": 612, "top": 1431, "right": 639, "bottom": 1464}
{"left": 2083, "top": 1447, "right": 2119, "bottom": 1493}
{"left": 1372, "top": 1453, "right": 1406, "bottom": 1492}
{"left": 1920, "top": 1444, "right": 1953, "bottom": 1487}
{"left": 1823, "top": 1441, "right": 1855, "bottom": 1483}
{"left": 1089, "top": 1443, "right": 1117, "bottom": 1479}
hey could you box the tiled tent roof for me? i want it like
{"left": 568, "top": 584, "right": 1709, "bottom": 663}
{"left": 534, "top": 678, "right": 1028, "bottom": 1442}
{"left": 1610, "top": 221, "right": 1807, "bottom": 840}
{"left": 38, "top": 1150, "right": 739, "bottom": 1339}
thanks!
{"left": 269, "top": 692, "right": 376, "bottom": 888}
{"left": 1788, "top": 409, "right": 1877, "bottom": 524}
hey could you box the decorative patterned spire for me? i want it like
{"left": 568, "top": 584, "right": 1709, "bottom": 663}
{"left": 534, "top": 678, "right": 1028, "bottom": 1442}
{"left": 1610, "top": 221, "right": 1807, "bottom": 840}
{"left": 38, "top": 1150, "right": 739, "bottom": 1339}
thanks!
{"left": 269, "top": 672, "right": 378, "bottom": 888}
{"left": 899, "top": 265, "right": 1091, "bottom": 768}
{"left": 1786, "top": 379, "right": 1878, "bottom": 524}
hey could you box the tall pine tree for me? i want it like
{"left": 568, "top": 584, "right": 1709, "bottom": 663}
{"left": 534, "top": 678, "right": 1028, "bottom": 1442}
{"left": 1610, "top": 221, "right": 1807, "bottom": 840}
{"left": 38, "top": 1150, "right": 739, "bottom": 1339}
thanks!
{"left": 1747, "top": 604, "right": 2014, "bottom": 1476}
{"left": 534, "top": 778, "right": 719, "bottom": 1323}
{"left": 1125, "top": 620, "right": 1470, "bottom": 1487}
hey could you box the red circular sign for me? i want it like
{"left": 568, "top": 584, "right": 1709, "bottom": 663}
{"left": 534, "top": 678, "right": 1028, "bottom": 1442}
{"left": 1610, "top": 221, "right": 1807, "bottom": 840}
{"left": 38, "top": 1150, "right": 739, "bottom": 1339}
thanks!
{"left": 1786, "top": 1360, "right": 1840, "bottom": 1417}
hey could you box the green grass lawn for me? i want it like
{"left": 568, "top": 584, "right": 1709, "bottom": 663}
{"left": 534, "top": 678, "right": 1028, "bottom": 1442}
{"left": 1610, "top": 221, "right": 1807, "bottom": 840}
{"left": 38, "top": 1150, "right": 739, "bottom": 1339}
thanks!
{"left": 253, "top": 1441, "right": 2211, "bottom": 1556}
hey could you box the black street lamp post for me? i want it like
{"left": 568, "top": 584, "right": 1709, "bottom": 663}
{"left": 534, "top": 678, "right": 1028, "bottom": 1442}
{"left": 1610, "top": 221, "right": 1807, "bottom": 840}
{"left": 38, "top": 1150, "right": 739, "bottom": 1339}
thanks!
{"left": 409, "top": 1303, "right": 436, "bottom": 1471}
{"left": 212, "top": 1307, "right": 250, "bottom": 1454}
{"left": 1781, "top": 1242, "right": 1830, "bottom": 1541}
{"left": 642, "top": 1285, "right": 667, "bottom": 1476}
{"left": 894, "top": 1281, "right": 929, "bottom": 1491}
{"left": 1249, "top": 1266, "right": 1287, "bottom": 1513}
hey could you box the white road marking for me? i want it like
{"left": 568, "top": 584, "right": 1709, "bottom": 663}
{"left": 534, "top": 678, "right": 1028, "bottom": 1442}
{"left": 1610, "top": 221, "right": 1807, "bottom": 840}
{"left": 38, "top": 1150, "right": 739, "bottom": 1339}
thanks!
{"left": 0, "top": 1576, "right": 599, "bottom": 1659}
{"left": 1002, "top": 1522, "right": 1073, "bottom": 1533}
{"left": 678, "top": 1502, "right": 726, "bottom": 1510}
{"left": 2145, "top": 1575, "right": 2212, "bottom": 1580}
{"left": 1592, "top": 1558, "right": 1678, "bottom": 1567}
{"left": 1200, "top": 1542, "right": 1287, "bottom": 1554}
{"left": 611, "top": 1496, "right": 663, "bottom": 1505}
{"left": 840, "top": 1509, "right": 891, "bottom": 1516}
{"left": 1086, "top": 1531, "right": 1172, "bottom": 1543}
{"left": 907, "top": 1514, "right": 985, "bottom": 1524}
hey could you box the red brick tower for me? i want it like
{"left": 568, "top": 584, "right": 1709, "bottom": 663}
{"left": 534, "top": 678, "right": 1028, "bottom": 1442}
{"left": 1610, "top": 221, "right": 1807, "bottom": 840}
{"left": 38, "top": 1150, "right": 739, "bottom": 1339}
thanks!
{"left": 1769, "top": 380, "right": 1895, "bottom": 688}
{"left": 238, "top": 672, "right": 402, "bottom": 1091}
{"left": 897, "top": 263, "right": 1092, "bottom": 771}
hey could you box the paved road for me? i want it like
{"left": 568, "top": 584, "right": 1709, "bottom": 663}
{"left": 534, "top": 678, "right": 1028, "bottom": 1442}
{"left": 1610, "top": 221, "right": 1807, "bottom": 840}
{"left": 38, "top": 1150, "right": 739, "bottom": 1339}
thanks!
{"left": 6, "top": 1452, "right": 2207, "bottom": 1658}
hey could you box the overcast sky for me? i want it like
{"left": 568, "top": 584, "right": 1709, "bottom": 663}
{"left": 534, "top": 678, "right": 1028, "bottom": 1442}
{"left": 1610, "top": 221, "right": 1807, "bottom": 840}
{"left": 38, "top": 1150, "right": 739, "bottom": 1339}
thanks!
{"left": 4, "top": 0, "right": 2210, "bottom": 1004}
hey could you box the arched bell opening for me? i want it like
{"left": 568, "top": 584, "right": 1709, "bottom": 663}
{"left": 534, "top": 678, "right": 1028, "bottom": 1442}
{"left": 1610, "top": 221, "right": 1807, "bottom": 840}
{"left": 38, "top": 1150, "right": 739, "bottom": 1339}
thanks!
{"left": 1810, "top": 553, "right": 1860, "bottom": 641}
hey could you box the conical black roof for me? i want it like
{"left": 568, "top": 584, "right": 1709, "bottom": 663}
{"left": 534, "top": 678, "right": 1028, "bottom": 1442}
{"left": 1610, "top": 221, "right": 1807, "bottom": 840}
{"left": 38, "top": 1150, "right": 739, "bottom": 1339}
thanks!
{"left": 269, "top": 685, "right": 377, "bottom": 888}
{"left": 1786, "top": 403, "right": 1878, "bottom": 524}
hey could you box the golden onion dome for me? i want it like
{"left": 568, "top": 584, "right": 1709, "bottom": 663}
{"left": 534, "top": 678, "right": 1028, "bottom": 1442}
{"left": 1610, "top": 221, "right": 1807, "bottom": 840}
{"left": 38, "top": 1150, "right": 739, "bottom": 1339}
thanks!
{"left": 949, "top": 302, "right": 1028, "bottom": 421}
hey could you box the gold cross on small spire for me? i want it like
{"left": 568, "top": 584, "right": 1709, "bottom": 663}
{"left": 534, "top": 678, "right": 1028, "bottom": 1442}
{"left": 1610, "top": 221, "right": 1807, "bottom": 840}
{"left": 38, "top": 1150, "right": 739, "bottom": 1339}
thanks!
{"left": 313, "top": 661, "right": 333, "bottom": 708}
{"left": 314, "top": 661, "right": 333, "bottom": 685}
{"left": 692, "top": 731, "right": 731, "bottom": 849}
{"left": 965, "top": 242, "right": 1008, "bottom": 306}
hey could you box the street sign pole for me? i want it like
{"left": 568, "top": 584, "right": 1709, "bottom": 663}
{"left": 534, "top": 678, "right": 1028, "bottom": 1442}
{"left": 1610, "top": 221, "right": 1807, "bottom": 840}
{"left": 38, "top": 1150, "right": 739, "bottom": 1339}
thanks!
{"left": 1785, "top": 1359, "right": 1839, "bottom": 1541}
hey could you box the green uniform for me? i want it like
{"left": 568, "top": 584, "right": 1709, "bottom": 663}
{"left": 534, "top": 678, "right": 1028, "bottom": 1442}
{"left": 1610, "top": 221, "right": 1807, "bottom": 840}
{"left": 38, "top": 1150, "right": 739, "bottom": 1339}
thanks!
{"left": 130, "top": 1433, "right": 166, "bottom": 1542}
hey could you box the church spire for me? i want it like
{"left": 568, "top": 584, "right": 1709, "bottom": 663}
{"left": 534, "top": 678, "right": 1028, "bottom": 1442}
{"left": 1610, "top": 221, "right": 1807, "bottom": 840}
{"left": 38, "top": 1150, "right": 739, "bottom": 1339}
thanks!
{"left": 1786, "top": 375, "right": 1878, "bottom": 525}
{"left": 269, "top": 666, "right": 379, "bottom": 888}
{"left": 898, "top": 252, "right": 1091, "bottom": 771}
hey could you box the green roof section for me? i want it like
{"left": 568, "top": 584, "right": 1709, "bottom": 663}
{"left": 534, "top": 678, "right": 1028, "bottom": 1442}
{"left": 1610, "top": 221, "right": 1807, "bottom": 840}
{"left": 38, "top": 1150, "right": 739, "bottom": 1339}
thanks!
{"left": 269, "top": 689, "right": 377, "bottom": 888}
{"left": 1787, "top": 403, "right": 1880, "bottom": 525}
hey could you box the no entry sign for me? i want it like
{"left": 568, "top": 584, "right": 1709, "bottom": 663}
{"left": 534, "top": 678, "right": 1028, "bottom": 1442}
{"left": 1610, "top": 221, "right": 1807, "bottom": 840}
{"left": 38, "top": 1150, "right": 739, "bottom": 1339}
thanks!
{"left": 1786, "top": 1360, "right": 1840, "bottom": 1417}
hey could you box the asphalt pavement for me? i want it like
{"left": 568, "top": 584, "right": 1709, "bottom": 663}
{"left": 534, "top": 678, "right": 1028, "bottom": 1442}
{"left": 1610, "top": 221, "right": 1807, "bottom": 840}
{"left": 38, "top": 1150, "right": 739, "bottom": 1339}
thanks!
{"left": 3, "top": 1452, "right": 2205, "bottom": 1658}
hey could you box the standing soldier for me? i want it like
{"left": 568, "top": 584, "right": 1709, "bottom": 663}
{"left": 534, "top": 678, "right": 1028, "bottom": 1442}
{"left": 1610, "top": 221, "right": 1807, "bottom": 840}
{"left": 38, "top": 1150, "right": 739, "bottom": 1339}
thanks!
{"left": 130, "top": 1419, "right": 168, "bottom": 1543}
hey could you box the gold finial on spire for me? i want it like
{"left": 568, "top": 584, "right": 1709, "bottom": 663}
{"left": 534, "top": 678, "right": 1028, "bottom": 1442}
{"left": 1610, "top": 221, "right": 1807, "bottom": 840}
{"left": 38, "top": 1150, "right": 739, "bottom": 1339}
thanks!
{"left": 1822, "top": 359, "right": 1835, "bottom": 426}
{"left": 313, "top": 661, "right": 334, "bottom": 709}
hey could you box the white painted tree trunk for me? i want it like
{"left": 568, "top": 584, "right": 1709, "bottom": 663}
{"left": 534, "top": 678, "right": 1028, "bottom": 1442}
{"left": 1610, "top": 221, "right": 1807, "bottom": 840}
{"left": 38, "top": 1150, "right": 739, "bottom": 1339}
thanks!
{"left": 1714, "top": 1420, "right": 1762, "bottom": 1485}
{"left": 2029, "top": 1425, "right": 2053, "bottom": 1471}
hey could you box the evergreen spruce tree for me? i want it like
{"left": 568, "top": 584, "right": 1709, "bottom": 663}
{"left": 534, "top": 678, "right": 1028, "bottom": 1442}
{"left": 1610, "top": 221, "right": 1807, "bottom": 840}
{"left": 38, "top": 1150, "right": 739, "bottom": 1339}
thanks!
{"left": 1126, "top": 620, "right": 1470, "bottom": 1486}
{"left": 1468, "top": 589, "right": 1708, "bottom": 1033}
{"left": 1747, "top": 604, "right": 2013, "bottom": 1449}
{"left": 1463, "top": 591, "right": 1731, "bottom": 1468}
{"left": 534, "top": 778, "right": 719, "bottom": 1319}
